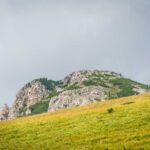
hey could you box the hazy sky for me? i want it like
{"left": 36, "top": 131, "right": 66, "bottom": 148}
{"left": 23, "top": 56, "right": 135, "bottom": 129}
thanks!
{"left": 0, "top": 0, "right": 150, "bottom": 107}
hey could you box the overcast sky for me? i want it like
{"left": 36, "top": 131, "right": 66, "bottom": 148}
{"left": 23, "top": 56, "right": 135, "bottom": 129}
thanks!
{"left": 0, "top": 0, "right": 150, "bottom": 107}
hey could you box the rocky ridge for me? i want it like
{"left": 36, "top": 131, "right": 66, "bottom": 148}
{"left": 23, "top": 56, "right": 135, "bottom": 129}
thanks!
{"left": 48, "top": 70, "right": 122, "bottom": 111}
{"left": 48, "top": 70, "right": 148, "bottom": 112}
{"left": 0, "top": 70, "right": 150, "bottom": 121}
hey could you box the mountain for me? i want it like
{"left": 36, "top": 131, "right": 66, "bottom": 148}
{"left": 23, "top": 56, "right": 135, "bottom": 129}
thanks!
{"left": 0, "top": 70, "right": 150, "bottom": 121}
{"left": 48, "top": 70, "right": 149, "bottom": 112}
{"left": 0, "top": 94, "right": 150, "bottom": 149}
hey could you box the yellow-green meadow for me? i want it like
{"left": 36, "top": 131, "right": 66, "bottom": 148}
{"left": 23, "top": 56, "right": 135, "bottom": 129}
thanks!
{"left": 0, "top": 94, "right": 150, "bottom": 150}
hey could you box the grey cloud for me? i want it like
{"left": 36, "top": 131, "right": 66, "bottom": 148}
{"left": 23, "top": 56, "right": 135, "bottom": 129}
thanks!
{"left": 0, "top": 0, "right": 150, "bottom": 107}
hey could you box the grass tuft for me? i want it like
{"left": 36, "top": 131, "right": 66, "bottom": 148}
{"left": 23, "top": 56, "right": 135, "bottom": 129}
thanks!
{"left": 107, "top": 108, "right": 114, "bottom": 113}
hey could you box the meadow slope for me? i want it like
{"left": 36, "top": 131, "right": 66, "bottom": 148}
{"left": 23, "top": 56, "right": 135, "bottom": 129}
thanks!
{"left": 0, "top": 94, "right": 150, "bottom": 150}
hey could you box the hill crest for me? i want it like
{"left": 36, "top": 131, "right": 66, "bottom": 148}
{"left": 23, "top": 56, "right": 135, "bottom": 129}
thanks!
{"left": 0, "top": 70, "right": 150, "bottom": 120}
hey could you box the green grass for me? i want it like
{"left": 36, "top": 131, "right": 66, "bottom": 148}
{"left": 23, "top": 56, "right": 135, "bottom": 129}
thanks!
{"left": 0, "top": 94, "right": 150, "bottom": 150}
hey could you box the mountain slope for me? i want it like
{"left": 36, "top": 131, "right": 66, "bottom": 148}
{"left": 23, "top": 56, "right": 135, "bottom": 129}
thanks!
{"left": 0, "top": 94, "right": 150, "bottom": 149}
{"left": 48, "top": 70, "right": 150, "bottom": 112}
{"left": 1, "top": 70, "right": 150, "bottom": 120}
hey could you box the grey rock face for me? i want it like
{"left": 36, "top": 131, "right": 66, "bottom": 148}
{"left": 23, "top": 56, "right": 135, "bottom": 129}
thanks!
{"left": 133, "top": 87, "right": 148, "bottom": 94}
{"left": 0, "top": 104, "right": 10, "bottom": 121}
{"left": 63, "top": 70, "right": 89, "bottom": 85}
{"left": 10, "top": 80, "right": 50, "bottom": 118}
{"left": 63, "top": 70, "right": 122, "bottom": 86}
{"left": 25, "top": 108, "right": 32, "bottom": 116}
{"left": 48, "top": 86, "right": 108, "bottom": 112}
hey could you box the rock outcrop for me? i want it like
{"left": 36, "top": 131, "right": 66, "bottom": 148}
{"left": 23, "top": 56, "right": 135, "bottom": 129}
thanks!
{"left": 48, "top": 70, "right": 119, "bottom": 112}
{"left": 9, "top": 79, "right": 51, "bottom": 118}
{"left": 48, "top": 70, "right": 150, "bottom": 112}
{"left": 48, "top": 86, "right": 108, "bottom": 112}
{"left": 63, "top": 70, "right": 122, "bottom": 86}
{"left": 0, "top": 104, "right": 10, "bottom": 121}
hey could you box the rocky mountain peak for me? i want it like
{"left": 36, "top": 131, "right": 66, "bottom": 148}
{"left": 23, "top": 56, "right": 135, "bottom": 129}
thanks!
{"left": 48, "top": 70, "right": 148, "bottom": 112}
{"left": 10, "top": 79, "right": 52, "bottom": 118}
{"left": 63, "top": 70, "right": 89, "bottom": 85}
{"left": 63, "top": 70, "right": 122, "bottom": 85}
{"left": 16, "top": 80, "right": 49, "bottom": 106}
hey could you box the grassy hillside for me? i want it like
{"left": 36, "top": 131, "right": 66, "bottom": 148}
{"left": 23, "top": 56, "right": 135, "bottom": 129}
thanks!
{"left": 0, "top": 94, "right": 150, "bottom": 150}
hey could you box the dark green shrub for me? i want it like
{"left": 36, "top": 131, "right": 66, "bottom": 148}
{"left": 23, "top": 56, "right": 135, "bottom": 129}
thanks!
{"left": 122, "top": 101, "right": 134, "bottom": 105}
{"left": 83, "top": 79, "right": 109, "bottom": 88}
{"left": 65, "top": 83, "right": 81, "bottom": 90}
{"left": 107, "top": 108, "right": 114, "bottom": 113}
{"left": 29, "top": 100, "right": 50, "bottom": 115}
{"left": 110, "top": 78, "right": 138, "bottom": 97}
{"left": 36, "top": 78, "right": 59, "bottom": 91}
{"left": 46, "top": 90, "right": 60, "bottom": 99}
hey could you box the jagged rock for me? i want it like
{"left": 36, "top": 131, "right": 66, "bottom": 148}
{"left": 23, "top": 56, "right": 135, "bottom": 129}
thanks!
{"left": 10, "top": 79, "right": 50, "bottom": 118}
{"left": 63, "top": 70, "right": 122, "bottom": 86}
{"left": 25, "top": 108, "right": 31, "bottom": 116}
{"left": 0, "top": 104, "right": 10, "bottom": 121}
{"left": 63, "top": 70, "right": 89, "bottom": 85}
{"left": 48, "top": 86, "right": 108, "bottom": 112}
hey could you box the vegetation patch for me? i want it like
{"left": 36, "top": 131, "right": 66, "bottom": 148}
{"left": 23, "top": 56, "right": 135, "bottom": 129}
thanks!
{"left": 108, "top": 88, "right": 119, "bottom": 99}
{"left": 19, "top": 107, "right": 27, "bottom": 116}
{"left": 83, "top": 79, "right": 109, "bottom": 88}
{"left": 46, "top": 90, "right": 60, "bottom": 99}
{"left": 36, "top": 78, "right": 59, "bottom": 91}
{"left": 107, "top": 108, "right": 114, "bottom": 113}
{"left": 122, "top": 101, "right": 134, "bottom": 105}
{"left": 65, "top": 82, "right": 81, "bottom": 90}
{"left": 110, "top": 78, "right": 139, "bottom": 97}
{"left": 29, "top": 100, "right": 50, "bottom": 115}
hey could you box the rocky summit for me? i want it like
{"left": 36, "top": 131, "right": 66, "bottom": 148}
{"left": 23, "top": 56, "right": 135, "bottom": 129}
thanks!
{"left": 1, "top": 70, "right": 150, "bottom": 120}
{"left": 48, "top": 70, "right": 149, "bottom": 112}
{"left": 9, "top": 79, "right": 50, "bottom": 118}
